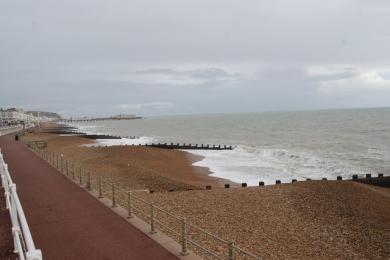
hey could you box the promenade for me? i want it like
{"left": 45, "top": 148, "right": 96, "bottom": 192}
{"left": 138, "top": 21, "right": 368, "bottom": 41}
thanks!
{"left": 0, "top": 134, "right": 178, "bottom": 260}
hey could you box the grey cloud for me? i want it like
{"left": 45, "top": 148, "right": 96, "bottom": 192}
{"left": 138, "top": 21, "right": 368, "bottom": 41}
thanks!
{"left": 1, "top": 0, "right": 390, "bottom": 117}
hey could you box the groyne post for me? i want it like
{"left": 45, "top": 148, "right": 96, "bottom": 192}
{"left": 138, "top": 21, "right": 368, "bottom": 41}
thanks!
{"left": 352, "top": 175, "right": 358, "bottom": 181}
{"left": 259, "top": 181, "right": 264, "bottom": 186}
{"left": 378, "top": 173, "right": 383, "bottom": 178}
{"left": 337, "top": 176, "right": 342, "bottom": 181}
{"left": 366, "top": 173, "right": 371, "bottom": 179}
{"left": 72, "top": 164, "right": 75, "bottom": 180}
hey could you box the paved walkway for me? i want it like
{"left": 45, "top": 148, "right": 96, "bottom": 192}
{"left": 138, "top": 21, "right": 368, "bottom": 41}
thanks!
{"left": 0, "top": 134, "right": 178, "bottom": 260}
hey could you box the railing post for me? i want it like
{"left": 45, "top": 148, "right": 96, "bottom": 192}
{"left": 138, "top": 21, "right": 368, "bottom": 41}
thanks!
{"left": 98, "top": 177, "right": 103, "bottom": 198}
{"left": 127, "top": 192, "right": 133, "bottom": 218}
{"left": 86, "top": 172, "right": 91, "bottom": 190}
{"left": 228, "top": 241, "right": 235, "bottom": 260}
{"left": 79, "top": 167, "right": 82, "bottom": 185}
{"left": 66, "top": 160, "right": 69, "bottom": 176}
{"left": 111, "top": 183, "right": 116, "bottom": 207}
{"left": 150, "top": 204, "right": 156, "bottom": 234}
{"left": 180, "top": 217, "right": 189, "bottom": 256}
{"left": 60, "top": 156, "right": 63, "bottom": 172}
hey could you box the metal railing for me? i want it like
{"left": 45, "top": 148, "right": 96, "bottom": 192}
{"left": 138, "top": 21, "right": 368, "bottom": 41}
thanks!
{"left": 0, "top": 148, "right": 42, "bottom": 260}
{"left": 29, "top": 145, "right": 261, "bottom": 260}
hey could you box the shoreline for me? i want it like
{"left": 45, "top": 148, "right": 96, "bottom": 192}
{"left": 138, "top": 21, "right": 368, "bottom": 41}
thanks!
{"left": 22, "top": 124, "right": 231, "bottom": 191}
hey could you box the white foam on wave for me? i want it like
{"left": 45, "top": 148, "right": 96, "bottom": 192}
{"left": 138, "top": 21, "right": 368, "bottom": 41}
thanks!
{"left": 82, "top": 136, "right": 155, "bottom": 147}
{"left": 188, "top": 145, "right": 365, "bottom": 185}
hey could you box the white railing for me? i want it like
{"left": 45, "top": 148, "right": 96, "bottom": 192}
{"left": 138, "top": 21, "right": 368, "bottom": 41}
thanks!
{"left": 0, "top": 149, "right": 42, "bottom": 260}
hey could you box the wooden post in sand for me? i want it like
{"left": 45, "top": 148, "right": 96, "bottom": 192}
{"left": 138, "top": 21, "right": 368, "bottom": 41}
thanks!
{"left": 378, "top": 173, "right": 383, "bottom": 178}
{"left": 111, "top": 183, "right": 116, "bottom": 207}
{"left": 337, "top": 176, "right": 342, "bottom": 180}
{"left": 225, "top": 184, "right": 230, "bottom": 188}
{"left": 127, "top": 192, "right": 133, "bottom": 218}
{"left": 66, "top": 161, "right": 69, "bottom": 176}
{"left": 352, "top": 175, "right": 358, "bottom": 181}
{"left": 259, "top": 181, "right": 264, "bottom": 186}
{"left": 180, "top": 217, "right": 189, "bottom": 256}
{"left": 366, "top": 174, "right": 371, "bottom": 179}
{"left": 87, "top": 172, "right": 91, "bottom": 190}
{"left": 241, "top": 183, "right": 247, "bottom": 188}
{"left": 276, "top": 180, "right": 281, "bottom": 184}
{"left": 150, "top": 204, "right": 156, "bottom": 234}
{"left": 228, "top": 241, "right": 235, "bottom": 260}
{"left": 79, "top": 168, "right": 82, "bottom": 185}
{"left": 98, "top": 177, "right": 103, "bottom": 198}
{"left": 292, "top": 179, "right": 297, "bottom": 183}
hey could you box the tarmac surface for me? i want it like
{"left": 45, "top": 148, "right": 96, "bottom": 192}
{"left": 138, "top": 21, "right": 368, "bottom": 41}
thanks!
{"left": 0, "top": 134, "right": 178, "bottom": 260}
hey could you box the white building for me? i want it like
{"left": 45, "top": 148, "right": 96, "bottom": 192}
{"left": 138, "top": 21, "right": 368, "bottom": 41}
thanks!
{"left": 0, "top": 108, "right": 48, "bottom": 125}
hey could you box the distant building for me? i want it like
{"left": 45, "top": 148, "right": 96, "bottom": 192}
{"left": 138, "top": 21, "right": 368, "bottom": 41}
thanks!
{"left": 0, "top": 108, "right": 51, "bottom": 125}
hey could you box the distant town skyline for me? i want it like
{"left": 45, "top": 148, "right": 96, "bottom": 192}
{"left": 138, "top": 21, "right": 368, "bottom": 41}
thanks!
{"left": 1, "top": 0, "right": 390, "bottom": 117}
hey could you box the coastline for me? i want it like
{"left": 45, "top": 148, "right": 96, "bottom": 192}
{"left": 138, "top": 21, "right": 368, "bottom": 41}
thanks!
{"left": 19, "top": 124, "right": 390, "bottom": 259}
{"left": 22, "top": 126, "right": 229, "bottom": 191}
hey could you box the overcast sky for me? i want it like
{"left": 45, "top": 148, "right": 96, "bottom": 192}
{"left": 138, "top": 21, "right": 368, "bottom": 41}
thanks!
{"left": 1, "top": 0, "right": 390, "bottom": 117}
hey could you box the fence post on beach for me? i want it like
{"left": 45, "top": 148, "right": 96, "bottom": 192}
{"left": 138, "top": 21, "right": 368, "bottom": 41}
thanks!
{"left": 111, "top": 183, "right": 116, "bottom": 207}
{"left": 79, "top": 167, "right": 82, "bottom": 185}
{"left": 150, "top": 204, "right": 156, "bottom": 234}
{"left": 228, "top": 241, "right": 235, "bottom": 260}
{"left": 87, "top": 172, "right": 91, "bottom": 190}
{"left": 66, "top": 160, "right": 69, "bottom": 176}
{"left": 60, "top": 156, "right": 63, "bottom": 172}
{"left": 127, "top": 192, "right": 133, "bottom": 218}
{"left": 180, "top": 217, "right": 189, "bottom": 256}
{"left": 98, "top": 177, "right": 103, "bottom": 198}
{"left": 72, "top": 164, "right": 75, "bottom": 180}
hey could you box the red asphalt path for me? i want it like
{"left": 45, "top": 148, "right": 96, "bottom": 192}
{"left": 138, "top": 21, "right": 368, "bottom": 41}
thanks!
{"left": 0, "top": 134, "right": 178, "bottom": 260}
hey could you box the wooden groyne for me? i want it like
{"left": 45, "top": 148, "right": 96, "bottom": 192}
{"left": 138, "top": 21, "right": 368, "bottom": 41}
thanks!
{"left": 145, "top": 142, "right": 233, "bottom": 150}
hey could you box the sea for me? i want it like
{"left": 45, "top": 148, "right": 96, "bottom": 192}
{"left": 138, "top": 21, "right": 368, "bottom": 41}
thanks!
{"left": 69, "top": 107, "right": 390, "bottom": 185}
